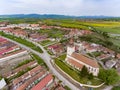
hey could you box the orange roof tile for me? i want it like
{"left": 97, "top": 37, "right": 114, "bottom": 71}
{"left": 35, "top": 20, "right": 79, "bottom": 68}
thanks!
{"left": 71, "top": 53, "right": 99, "bottom": 68}
{"left": 16, "top": 70, "right": 46, "bottom": 90}
{"left": 31, "top": 74, "right": 53, "bottom": 90}
{"left": 67, "top": 58, "right": 83, "bottom": 69}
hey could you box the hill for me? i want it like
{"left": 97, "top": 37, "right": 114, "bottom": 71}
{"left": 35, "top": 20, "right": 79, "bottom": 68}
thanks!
{"left": 0, "top": 14, "right": 115, "bottom": 19}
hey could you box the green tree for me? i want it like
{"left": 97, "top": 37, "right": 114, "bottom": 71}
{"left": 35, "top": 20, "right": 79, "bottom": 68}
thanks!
{"left": 80, "top": 66, "right": 89, "bottom": 77}
{"left": 98, "top": 69, "right": 120, "bottom": 85}
{"left": 88, "top": 73, "right": 94, "bottom": 80}
{"left": 102, "top": 32, "right": 109, "bottom": 38}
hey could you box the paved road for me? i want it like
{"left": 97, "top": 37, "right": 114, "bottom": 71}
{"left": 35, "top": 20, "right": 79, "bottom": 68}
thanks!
{"left": 102, "top": 86, "right": 113, "bottom": 90}
{"left": 2, "top": 36, "right": 81, "bottom": 90}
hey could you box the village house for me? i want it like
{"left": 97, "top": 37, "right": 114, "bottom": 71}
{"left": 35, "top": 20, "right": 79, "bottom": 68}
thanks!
{"left": 12, "top": 29, "right": 28, "bottom": 38}
{"left": 80, "top": 30, "right": 93, "bottom": 35}
{"left": 40, "top": 25, "right": 53, "bottom": 29}
{"left": 0, "top": 22, "right": 9, "bottom": 27}
{"left": 103, "top": 47, "right": 115, "bottom": 56}
{"left": 68, "top": 29, "right": 82, "bottom": 37}
{"left": 115, "top": 60, "right": 120, "bottom": 75}
{"left": 117, "top": 54, "right": 120, "bottom": 60}
{"left": 48, "top": 43, "right": 65, "bottom": 56}
{"left": 7, "top": 24, "right": 30, "bottom": 29}
{"left": 0, "top": 37, "right": 29, "bottom": 64}
{"left": 75, "top": 41, "right": 101, "bottom": 53}
{"left": 0, "top": 78, "right": 7, "bottom": 90}
{"left": 11, "top": 64, "right": 53, "bottom": 90}
{"left": 0, "top": 27, "right": 14, "bottom": 34}
{"left": 31, "top": 74, "right": 53, "bottom": 90}
{"left": 105, "top": 60, "right": 117, "bottom": 69}
{"left": 29, "top": 33, "right": 47, "bottom": 42}
{"left": 30, "top": 24, "right": 39, "bottom": 27}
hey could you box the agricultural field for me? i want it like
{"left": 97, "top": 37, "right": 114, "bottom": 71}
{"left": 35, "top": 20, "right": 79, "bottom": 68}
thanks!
{"left": 1, "top": 18, "right": 120, "bottom": 34}
{"left": 43, "top": 19, "right": 120, "bottom": 34}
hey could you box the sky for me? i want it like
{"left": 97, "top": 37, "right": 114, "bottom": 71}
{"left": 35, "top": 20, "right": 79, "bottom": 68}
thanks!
{"left": 0, "top": 0, "right": 120, "bottom": 16}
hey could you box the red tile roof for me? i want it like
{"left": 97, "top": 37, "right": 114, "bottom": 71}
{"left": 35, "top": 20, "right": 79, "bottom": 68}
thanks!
{"left": 71, "top": 53, "right": 99, "bottom": 68}
{"left": 67, "top": 58, "right": 83, "bottom": 69}
{"left": 16, "top": 70, "right": 46, "bottom": 90}
{"left": 56, "top": 86, "right": 65, "bottom": 90}
{"left": 29, "top": 65, "right": 42, "bottom": 75}
{"left": 31, "top": 74, "right": 53, "bottom": 90}
{"left": 117, "top": 54, "right": 120, "bottom": 59}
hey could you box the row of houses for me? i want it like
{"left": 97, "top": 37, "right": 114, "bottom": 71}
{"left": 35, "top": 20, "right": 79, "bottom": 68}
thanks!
{"left": 11, "top": 63, "right": 62, "bottom": 90}
{"left": 0, "top": 27, "right": 48, "bottom": 42}
{"left": 7, "top": 23, "right": 40, "bottom": 30}
{"left": 47, "top": 43, "right": 65, "bottom": 56}
{"left": 0, "top": 23, "right": 93, "bottom": 44}
{"left": 41, "top": 25, "right": 93, "bottom": 37}
{"left": 29, "top": 33, "right": 48, "bottom": 42}
{"left": 0, "top": 37, "right": 28, "bottom": 62}
{"left": 2, "top": 61, "right": 37, "bottom": 78}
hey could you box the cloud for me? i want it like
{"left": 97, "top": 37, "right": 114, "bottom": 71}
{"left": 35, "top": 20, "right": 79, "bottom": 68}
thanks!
{"left": 0, "top": 0, "right": 120, "bottom": 16}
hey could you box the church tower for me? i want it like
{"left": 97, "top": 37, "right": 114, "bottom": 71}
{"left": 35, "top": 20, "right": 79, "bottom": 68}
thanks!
{"left": 67, "top": 38, "right": 75, "bottom": 56}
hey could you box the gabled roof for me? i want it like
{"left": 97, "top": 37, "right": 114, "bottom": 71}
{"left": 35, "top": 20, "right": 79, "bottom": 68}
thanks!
{"left": 71, "top": 52, "right": 99, "bottom": 68}
{"left": 67, "top": 58, "right": 83, "bottom": 69}
{"left": 31, "top": 74, "right": 53, "bottom": 90}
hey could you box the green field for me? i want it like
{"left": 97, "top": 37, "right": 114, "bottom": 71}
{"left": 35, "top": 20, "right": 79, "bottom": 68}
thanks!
{"left": 1, "top": 18, "right": 120, "bottom": 34}
{"left": 43, "top": 19, "right": 120, "bottom": 34}
{"left": 95, "top": 27, "right": 120, "bottom": 34}
{"left": 38, "top": 29, "right": 66, "bottom": 39}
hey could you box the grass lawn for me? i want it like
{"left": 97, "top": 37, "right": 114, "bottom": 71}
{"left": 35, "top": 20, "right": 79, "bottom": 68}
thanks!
{"left": 47, "top": 50, "right": 54, "bottom": 55}
{"left": 64, "top": 86, "right": 71, "bottom": 90}
{"left": 31, "top": 53, "right": 44, "bottom": 65}
{"left": 57, "top": 54, "right": 66, "bottom": 60}
{"left": 40, "top": 40, "right": 56, "bottom": 46}
{"left": 112, "top": 86, "right": 120, "bottom": 90}
{"left": 88, "top": 51, "right": 102, "bottom": 58}
{"left": 0, "top": 31, "right": 43, "bottom": 53}
{"left": 109, "top": 38, "right": 120, "bottom": 47}
{"left": 54, "top": 59, "right": 103, "bottom": 85}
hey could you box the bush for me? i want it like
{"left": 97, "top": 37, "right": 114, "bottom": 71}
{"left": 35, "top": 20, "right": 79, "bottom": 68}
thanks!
{"left": 88, "top": 73, "right": 94, "bottom": 80}
{"left": 98, "top": 69, "right": 120, "bottom": 85}
{"left": 112, "top": 86, "right": 120, "bottom": 90}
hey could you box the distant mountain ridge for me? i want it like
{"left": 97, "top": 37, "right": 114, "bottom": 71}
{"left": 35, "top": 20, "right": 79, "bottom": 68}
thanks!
{"left": 0, "top": 14, "right": 117, "bottom": 19}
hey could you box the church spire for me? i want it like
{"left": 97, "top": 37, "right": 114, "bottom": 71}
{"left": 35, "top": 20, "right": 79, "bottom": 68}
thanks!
{"left": 69, "top": 37, "right": 74, "bottom": 47}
